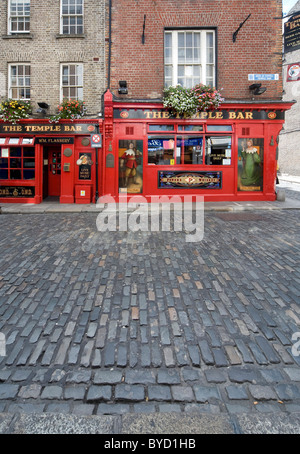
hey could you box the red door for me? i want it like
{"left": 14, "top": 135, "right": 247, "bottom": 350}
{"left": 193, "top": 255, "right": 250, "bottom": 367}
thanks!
{"left": 48, "top": 148, "right": 61, "bottom": 197}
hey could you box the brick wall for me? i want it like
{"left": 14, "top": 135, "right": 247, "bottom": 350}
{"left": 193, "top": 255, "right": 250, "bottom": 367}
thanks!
{"left": 0, "top": 0, "right": 106, "bottom": 117}
{"left": 109, "top": 0, "right": 283, "bottom": 101}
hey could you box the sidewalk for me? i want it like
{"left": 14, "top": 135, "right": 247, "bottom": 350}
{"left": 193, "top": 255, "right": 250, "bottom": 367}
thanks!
{"left": 1, "top": 195, "right": 300, "bottom": 214}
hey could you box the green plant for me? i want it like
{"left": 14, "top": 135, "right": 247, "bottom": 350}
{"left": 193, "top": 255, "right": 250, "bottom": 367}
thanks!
{"left": 163, "top": 84, "right": 224, "bottom": 117}
{"left": 0, "top": 99, "right": 32, "bottom": 124}
{"left": 192, "top": 83, "right": 224, "bottom": 111}
{"left": 49, "top": 99, "right": 87, "bottom": 123}
{"left": 163, "top": 85, "right": 199, "bottom": 117}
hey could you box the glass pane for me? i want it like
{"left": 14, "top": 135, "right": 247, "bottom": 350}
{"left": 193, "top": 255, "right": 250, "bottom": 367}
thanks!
{"left": 178, "top": 47, "right": 185, "bottom": 63}
{"left": 178, "top": 32, "right": 185, "bottom": 47}
{"left": 165, "top": 33, "right": 172, "bottom": 48}
{"left": 181, "top": 137, "right": 203, "bottom": 164}
{"left": 24, "top": 158, "right": 35, "bottom": 168}
{"left": 148, "top": 137, "right": 175, "bottom": 165}
{"left": 148, "top": 125, "right": 174, "bottom": 131}
{"left": 0, "top": 157, "right": 8, "bottom": 166}
{"left": 0, "top": 169, "right": 8, "bottom": 179}
{"left": 207, "top": 125, "right": 233, "bottom": 132}
{"left": 23, "top": 169, "right": 35, "bottom": 179}
{"left": 23, "top": 146, "right": 35, "bottom": 154}
{"left": 238, "top": 138, "right": 264, "bottom": 191}
{"left": 186, "top": 33, "right": 193, "bottom": 47}
{"left": 9, "top": 140, "right": 21, "bottom": 147}
{"left": 119, "top": 140, "right": 143, "bottom": 194}
{"left": 205, "top": 137, "right": 232, "bottom": 166}
{"left": 77, "top": 87, "right": 83, "bottom": 99}
{"left": 178, "top": 125, "right": 203, "bottom": 131}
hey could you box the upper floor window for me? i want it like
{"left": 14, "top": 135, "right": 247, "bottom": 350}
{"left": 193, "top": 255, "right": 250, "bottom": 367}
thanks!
{"left": 9, "top": 64, "right": 31, "bottom": 99}
{"left": 61, "top": 0, "right": 84, "bottom": 34}
{"left": 61, "top": 64, "right": 83, "bottom": 100}
{"left": 8, "top": 0, "right": 30, "bottom": 34}
{"left": 164, "top": 30, "right": 215, "bottom": 89}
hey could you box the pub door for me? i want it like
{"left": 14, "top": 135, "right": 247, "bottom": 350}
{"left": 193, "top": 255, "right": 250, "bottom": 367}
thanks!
{"left": 43, "top": 146, "right": 61, "bottom": 198}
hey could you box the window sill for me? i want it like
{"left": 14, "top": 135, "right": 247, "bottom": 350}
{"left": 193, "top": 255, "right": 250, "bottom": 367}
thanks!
{"left": 55, "top": 34, "right": 86, "bottom": 39}
{"left": 2, "top": 34, "right": 33, "bottom": 39}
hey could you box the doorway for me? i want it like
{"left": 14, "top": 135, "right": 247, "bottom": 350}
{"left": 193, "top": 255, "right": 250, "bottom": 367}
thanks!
{"left": 43, "top": 146, "right": 61, "bottom": 200}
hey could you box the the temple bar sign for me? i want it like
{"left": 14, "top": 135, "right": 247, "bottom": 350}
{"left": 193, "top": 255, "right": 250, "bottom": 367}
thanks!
{"left": 0, "top": 123, "right": 97, "bottom": 134}
{"left": 114, "top": 109, "right": 284, "bottom": 121}
{"left": 284, "top": 13, "right": 300, "bottom": 53}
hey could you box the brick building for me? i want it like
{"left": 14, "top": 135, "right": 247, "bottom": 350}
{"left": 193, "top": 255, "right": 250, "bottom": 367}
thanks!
{"left": 0, "top": 0, "right": 105, "bottom": 204}
{"left": 0, "top": 0, "right": 295, "bottom": 204}
{"left": 0, "top": 0, "right": 106, "bottom": 117}
{"left": 103, "top": 0, "right": 294, "bottom": 201}
{"left": 108, "top": 0, "right": 283, "bottom": 101}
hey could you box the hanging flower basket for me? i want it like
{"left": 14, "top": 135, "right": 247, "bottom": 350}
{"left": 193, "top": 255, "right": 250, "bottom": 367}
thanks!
{"left": 0, "top": 99, "right": 32, "bottom": 124}
{"left": 49, "top": 99, "right": 87, "bottom": 123}
{"left": 163, "top": 84, "right": 224, "bottom": 117}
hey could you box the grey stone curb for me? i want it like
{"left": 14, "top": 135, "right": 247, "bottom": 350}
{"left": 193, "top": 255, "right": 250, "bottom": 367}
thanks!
{"left": 1, "top": 411, "right": 300, "bottom": 434}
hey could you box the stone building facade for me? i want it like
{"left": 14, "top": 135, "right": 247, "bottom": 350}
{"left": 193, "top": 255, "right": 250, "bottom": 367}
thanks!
{"left": 279, "top": 0, "right": 300, "bottom": 176}
{"left": 0, "top": 0, "right": 106, "bottom": 117}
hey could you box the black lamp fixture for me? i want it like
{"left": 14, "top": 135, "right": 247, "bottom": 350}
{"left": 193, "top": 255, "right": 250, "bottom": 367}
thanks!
{"left": 36, "top": 102, "right": 50, "bottom": 115}
{"left": 118, "top": 81, "right": 128, "bottom": 95}
{"left": 249, "top": 83, "right": 267, "bottom": 96}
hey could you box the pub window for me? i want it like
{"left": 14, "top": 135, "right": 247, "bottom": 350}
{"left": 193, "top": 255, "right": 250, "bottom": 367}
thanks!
{"left": 61, "top": 0, "right": 84, "bottom": 35}
{"left": 207, "top": 125, "right": 233, "bottom": 132}
{"left": 178, "top": 125, "right": 204, "bottom": 132}
{"left": 205, "top": 136, "right": 232, "bottom": 166}
{"left": 179, "top": 137, "right": 203, "bottom": 165}
{"left": 9, "top": 64, "right": 31, "bottom": 100}
{"left": 164, "top": 29, "right": 216, "bottom": 88}
{"left": 148, "top": 137, "right": 176, "bottom": 165}
{"left": 148, "top": 136, "right": 203, "bottom": 165}
{"left": 148, "top": 124, "right": 175, "bottom": 132}
{"left": 8, "top": 0, "right": 30, "bottom": 34}
{"left": 0, "top": 146, "right": 35, "bottom": 180}
{"left": 61, "top": 63, "right": 83, "bottom": 100}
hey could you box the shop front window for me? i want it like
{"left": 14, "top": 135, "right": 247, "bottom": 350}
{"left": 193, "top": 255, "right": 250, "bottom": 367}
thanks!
{"left": 0, "top": 146, "right": 35, "bottom": 180}
{"left": 119, "top": 140, "right": 143, "bottom": 194}
{"left": 205, "top": 136, "right": 232, "bottom": 165}
{"left": 238, "top": 138, "right": 264, "bottom": 191}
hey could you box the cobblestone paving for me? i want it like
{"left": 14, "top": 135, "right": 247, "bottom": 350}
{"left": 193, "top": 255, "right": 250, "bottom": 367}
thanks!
{"left": 0, "top": 201, "right": 300, "bottom": 416}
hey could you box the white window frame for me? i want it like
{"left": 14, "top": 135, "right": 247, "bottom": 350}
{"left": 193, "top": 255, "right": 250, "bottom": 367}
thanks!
{"left": 8, "top": 0, "right": 30, "bottom": 34}
{"left": 60, "top": 63, "right": 84, "bottom": 101}
{"left": 60, "top": 0, "right": 84, "bottom": 35}
{"left": 164, "top": 29, "right": 216, "bottom": 88}
{"left": 8, "top": 64, "right": 31, "bottom": 99}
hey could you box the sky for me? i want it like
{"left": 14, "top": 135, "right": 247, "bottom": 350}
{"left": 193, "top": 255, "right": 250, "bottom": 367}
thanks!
{"left": 283, "top": 0, "right": 298, "bottom": 15}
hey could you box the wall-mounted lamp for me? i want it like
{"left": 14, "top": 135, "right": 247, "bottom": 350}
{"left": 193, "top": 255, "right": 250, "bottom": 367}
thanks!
{"left": 249, "top": 83, "right": 267, "bottom": 96}
{"left": 36, "top": 102, "right": 50, "bottom": 115}
{"left": 118, "top": 81, "right": 128, "bottom": 95}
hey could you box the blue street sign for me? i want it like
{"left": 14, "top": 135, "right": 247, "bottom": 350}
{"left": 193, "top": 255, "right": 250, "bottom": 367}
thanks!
{"left": 248, "top": 74, "right": 279, "bottom": 81}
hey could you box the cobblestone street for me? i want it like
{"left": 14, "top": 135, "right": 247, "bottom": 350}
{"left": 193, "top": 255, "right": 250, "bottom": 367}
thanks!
{"left": 1, "top": 188, "right": 300, "bottom": 418}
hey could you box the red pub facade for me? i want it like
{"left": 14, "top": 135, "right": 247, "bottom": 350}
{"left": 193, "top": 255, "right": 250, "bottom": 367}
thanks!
{"left": 0, "top": 0, "right": 294, "bottom": 204}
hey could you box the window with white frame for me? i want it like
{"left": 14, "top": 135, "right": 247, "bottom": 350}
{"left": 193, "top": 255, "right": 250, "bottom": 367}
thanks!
{"left": 61, "top": 0, "right": 84, "bottom": 34}
{"left": 164, "top": 30, "right": 216, "bottom": 88}
{"left": 9, "top": 64, "right": 31, "bottom": 99}
{"left": 8, "top": 0, "right": 30, "bottom": 34}
{"left": 61, "top": 64, "right": 83, "bottom": 100}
